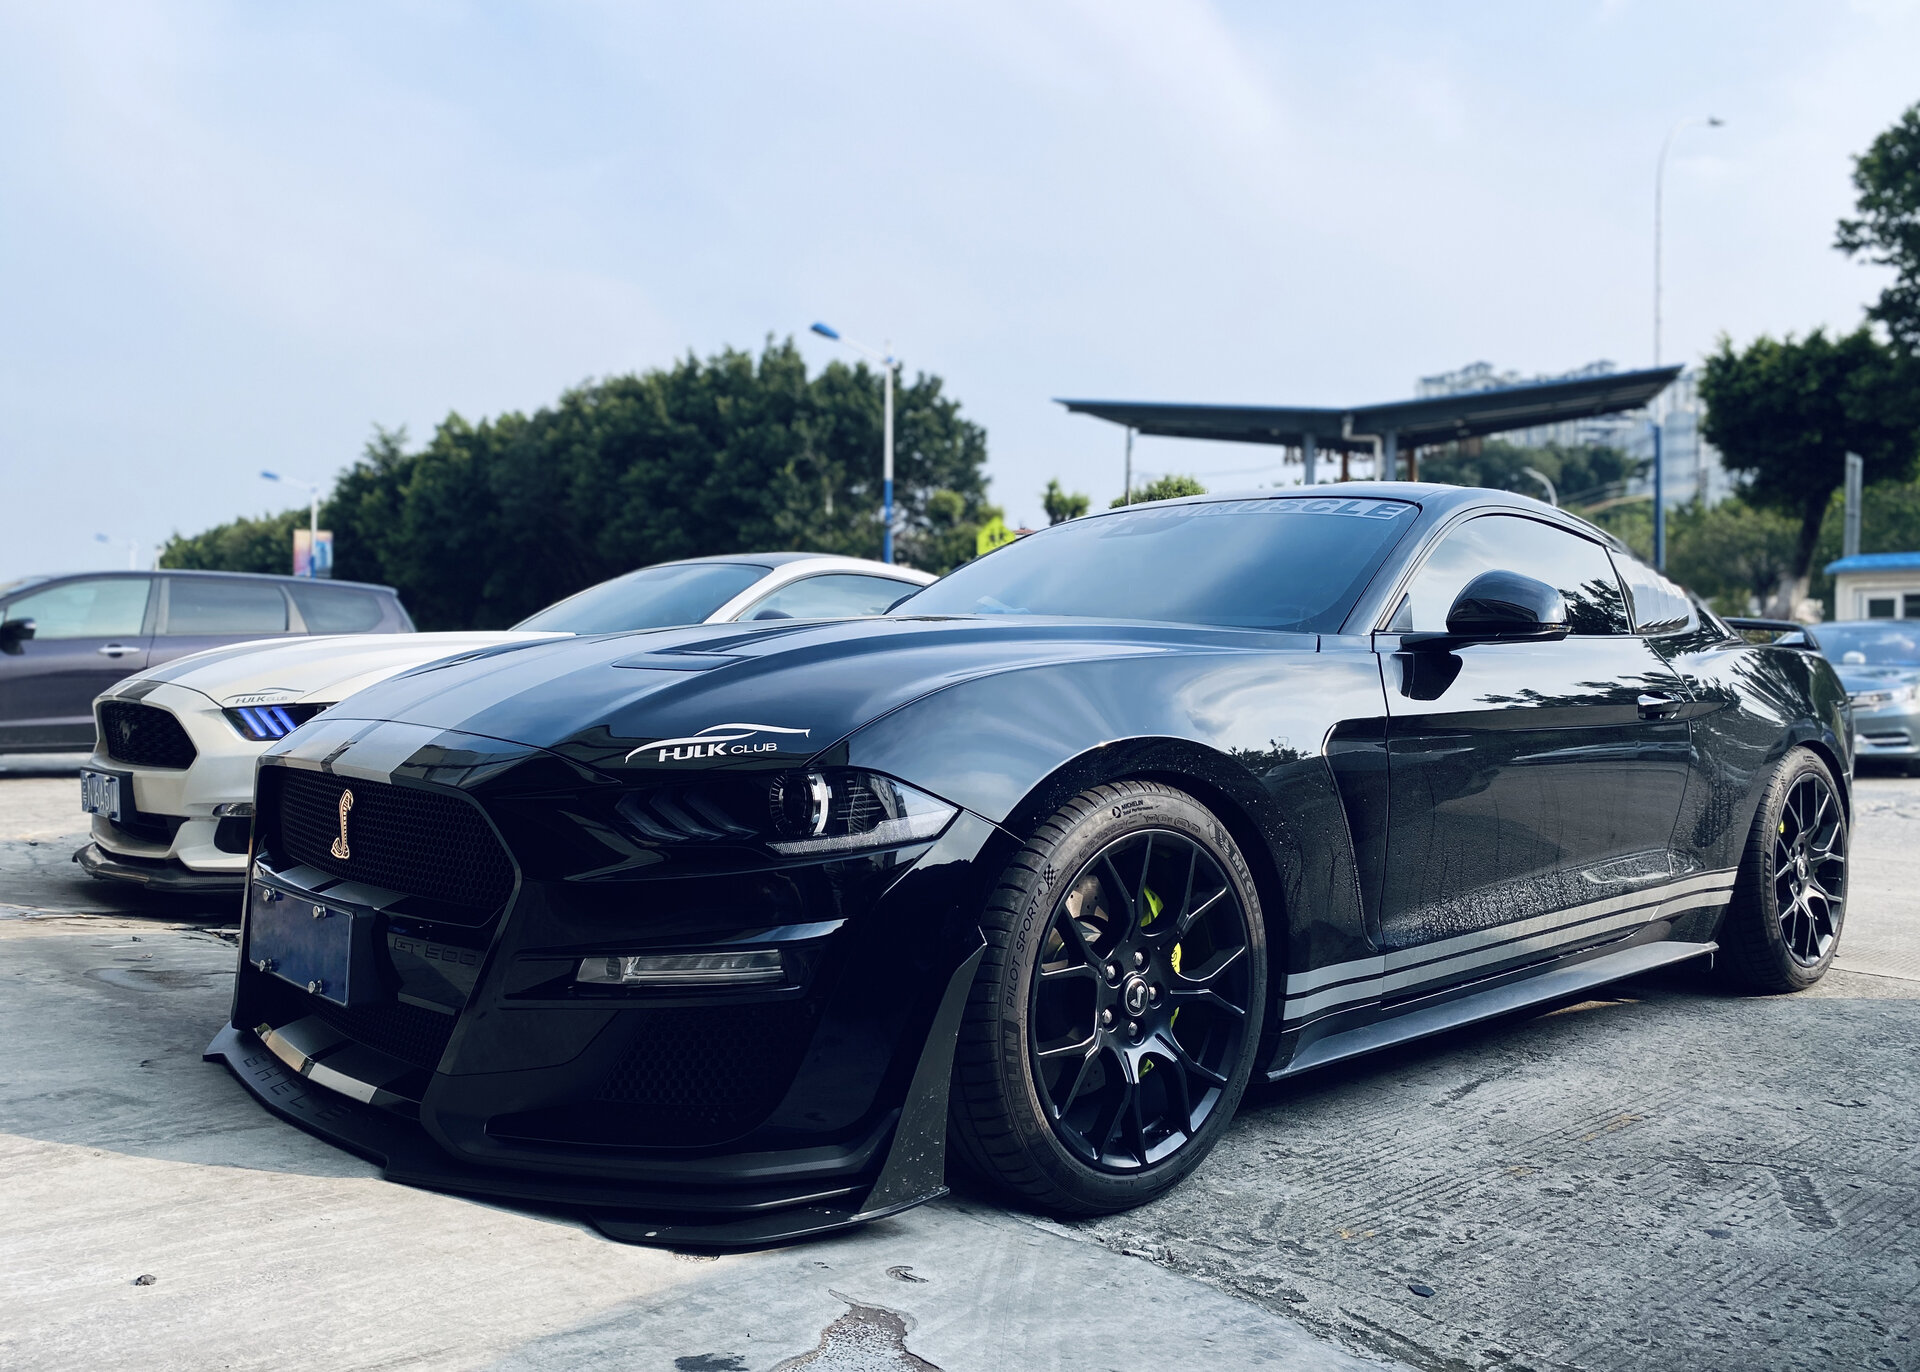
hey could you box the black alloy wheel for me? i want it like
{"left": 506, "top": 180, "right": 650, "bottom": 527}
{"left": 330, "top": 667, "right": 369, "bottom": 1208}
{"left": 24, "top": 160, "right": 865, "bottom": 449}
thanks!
{"left": 1722, "top": 748, "right": 1849, "bottom": 992}
{"left": 949, "top": 780, "right": 1267, "bottom": 1215}
{"left": 1772, "top": 770, "right": 1846, "bottom": 966}
{"left": 1028, "top": 829, "right": 1254, "bottom": 1171}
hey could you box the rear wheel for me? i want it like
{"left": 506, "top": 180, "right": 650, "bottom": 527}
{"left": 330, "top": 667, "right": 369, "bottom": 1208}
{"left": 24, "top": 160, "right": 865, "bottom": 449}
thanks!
{"left": 1719, "top": 748, "right": 1848, "bottom": 993}
{"left": 949, "top": 780, "right": 1267, "bottom": 1215}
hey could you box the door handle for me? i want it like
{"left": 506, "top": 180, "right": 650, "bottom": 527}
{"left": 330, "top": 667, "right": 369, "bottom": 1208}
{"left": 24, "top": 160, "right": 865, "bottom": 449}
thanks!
{"left": 97, "top": 644, "right": 134, "bottom": 658}
{"left": 1637, "top": 693, "right": 1682, "bottom": 720}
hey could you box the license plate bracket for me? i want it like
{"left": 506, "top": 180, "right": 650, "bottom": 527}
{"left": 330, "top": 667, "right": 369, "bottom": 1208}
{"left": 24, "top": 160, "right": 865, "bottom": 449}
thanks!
{"left": 247, "top": 882, "right": 383, "bottom": 1007}
{"left": 80, "top": 769, "right": 123, "bottom": 822}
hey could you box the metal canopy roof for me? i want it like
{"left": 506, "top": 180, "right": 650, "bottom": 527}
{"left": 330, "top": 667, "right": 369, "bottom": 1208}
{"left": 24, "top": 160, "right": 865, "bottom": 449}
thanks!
{"left": 1057, "top": 365, "right": 1683, "bottom": 452}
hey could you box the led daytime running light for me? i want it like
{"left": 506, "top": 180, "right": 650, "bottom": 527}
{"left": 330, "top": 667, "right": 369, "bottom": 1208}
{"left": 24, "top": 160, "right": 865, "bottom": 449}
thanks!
{"left": 577, "top": 949, "right": 786, "bottom": 986}
{"left": 767, "top": 808, "right": 952, "bottom": 855}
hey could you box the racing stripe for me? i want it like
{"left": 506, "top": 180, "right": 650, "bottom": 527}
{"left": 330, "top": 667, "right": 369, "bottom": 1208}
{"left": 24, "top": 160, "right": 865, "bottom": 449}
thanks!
{"left": 1281, "top": 868, "right": 1736, "bottom": 1024}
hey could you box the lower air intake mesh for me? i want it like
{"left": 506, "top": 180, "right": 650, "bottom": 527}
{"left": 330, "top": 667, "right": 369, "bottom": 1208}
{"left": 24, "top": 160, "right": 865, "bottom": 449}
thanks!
{"left": 593, "top": 1001, "right": 818, "bottom": 1145}
{"left": 308, "top": 996, "right": 457, "bottom": 1073}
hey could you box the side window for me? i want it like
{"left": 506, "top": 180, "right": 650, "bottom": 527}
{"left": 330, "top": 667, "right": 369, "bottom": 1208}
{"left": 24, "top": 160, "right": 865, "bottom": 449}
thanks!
{"left": 739, "top": 574, "right": 921, "bottom": 621}
{"left": 1609, "top": 550, "right": 1697, "bottom": 635}
{"left": 1396, "top": 514, "right": 1630, "bottom": 635}
{"left": 288, "top": 581, "right": 386, "bottom": 633}
{"left": 3, "top": 577, "right": 152, "bottom": 638}
{"left": 165, "top": 578, "right": 289, "bottom": 635}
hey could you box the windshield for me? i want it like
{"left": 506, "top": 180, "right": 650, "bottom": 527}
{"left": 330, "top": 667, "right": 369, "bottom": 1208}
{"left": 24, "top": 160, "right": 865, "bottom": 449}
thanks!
{"left": 514, "top": 562, "right": 769, "bottom": 633}
{"left": 895, "top": 496, "right": 1418, "bottom": 632}
{"left": 1816, "top": 622, "right": 1920, "bottom": 666}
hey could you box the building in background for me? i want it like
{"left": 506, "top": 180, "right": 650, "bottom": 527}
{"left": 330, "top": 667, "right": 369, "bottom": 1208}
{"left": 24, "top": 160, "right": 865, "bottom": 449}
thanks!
{"left": 1826, "top": 553, "right": 1920, "bottom": 621}
{"left": 1416, "top": 360, "right": 1731, "bottom": 508}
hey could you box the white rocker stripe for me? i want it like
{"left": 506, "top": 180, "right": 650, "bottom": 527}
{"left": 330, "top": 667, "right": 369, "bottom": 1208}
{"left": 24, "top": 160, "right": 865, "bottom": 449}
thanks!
{"left": 1282, "top": 868, "right": 1736, "bottom": 1023}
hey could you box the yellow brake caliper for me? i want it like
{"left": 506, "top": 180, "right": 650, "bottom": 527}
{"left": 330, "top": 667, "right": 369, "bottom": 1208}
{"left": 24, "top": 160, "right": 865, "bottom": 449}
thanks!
{"left": 1136, "top": 888, "right": 1181, "bottom": 1065}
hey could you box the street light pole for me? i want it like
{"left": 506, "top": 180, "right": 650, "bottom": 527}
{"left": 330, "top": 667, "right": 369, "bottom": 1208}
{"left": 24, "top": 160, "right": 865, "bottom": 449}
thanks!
{"left": 811, "top": 323, "right": 899, "bottom": 564}
{"left": 1654, "top": 115, "right": 1723, "bottom": 370}
{"left": 261, "top": 470, "right": 323, "bottom": 575}
{"left": 1652, "top": 114, "right": 1723, "bottom": 574}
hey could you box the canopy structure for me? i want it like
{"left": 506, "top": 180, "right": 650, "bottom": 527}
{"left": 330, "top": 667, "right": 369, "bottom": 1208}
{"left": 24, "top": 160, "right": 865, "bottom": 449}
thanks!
{"left": 1058, "top": 365, "right": 1684, "bottom": 476}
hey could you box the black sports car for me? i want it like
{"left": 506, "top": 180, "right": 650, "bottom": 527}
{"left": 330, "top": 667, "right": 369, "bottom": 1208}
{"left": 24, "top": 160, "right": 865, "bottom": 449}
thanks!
{"left": 209, "top": 484, "right": 1852, "bottom": 1246}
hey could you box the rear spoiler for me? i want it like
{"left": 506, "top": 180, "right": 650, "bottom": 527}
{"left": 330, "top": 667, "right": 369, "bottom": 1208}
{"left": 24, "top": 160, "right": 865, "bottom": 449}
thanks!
{"left": 1723, "top": 617, "right": 1822, "bottom": 651}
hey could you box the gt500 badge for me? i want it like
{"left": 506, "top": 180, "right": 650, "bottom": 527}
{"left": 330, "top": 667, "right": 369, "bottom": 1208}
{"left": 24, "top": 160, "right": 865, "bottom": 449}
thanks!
{"left": 626, "top": 722, "right": 812, "bottom": 765}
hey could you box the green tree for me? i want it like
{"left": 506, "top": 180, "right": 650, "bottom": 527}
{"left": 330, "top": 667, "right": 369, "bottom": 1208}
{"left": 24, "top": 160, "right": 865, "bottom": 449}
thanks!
{"left": 1667, "top": 499, "right": 1802, "bottom": 617}
{"left": 1698, "top": 327, "right": 1920, "bottom": 614}
{"left": 1420, "top": 439, "right": 1642, "bottom": 508}
{"left": 1837, "top": 101, "right": 1920, "bottom": 354}
{"left": 1111, "top": 474, "right": 1205, "bottom": 507}
{"left": 160, "top": 507, "right": 310, "bottom": 574}
{"left": 163, "top": 341, "right": 998, "bottom": 628}
{"left": 1042, "top": 478, "right": 1090, "bottom": 524}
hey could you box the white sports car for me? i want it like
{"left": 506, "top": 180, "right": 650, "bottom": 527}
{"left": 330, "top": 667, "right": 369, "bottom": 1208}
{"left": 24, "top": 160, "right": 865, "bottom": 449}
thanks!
{"left": 75, "top": 553, "right": 933, "bottom": 893}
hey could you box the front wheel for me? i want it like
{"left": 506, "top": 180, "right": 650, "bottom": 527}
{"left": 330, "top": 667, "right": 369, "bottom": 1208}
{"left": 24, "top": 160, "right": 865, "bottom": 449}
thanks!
{"left": 948, "top": 780, "right": 1267, "bottom": 1215}
{"left": 1719, "top": 748, "right": 1848, "bottom": 993}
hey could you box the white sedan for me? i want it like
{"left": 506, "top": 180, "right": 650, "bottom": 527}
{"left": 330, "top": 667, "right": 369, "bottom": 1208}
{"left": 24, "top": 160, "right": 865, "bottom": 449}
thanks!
{"left": 75, "top": 553, "right": 933, "bottom": 893}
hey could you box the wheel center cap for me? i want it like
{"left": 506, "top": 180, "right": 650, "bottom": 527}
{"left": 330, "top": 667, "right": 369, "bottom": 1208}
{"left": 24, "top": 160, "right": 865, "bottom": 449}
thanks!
{"left": 1122, "top": 975, "right": 1150, "bottom": 1018}
{"left": 1796, "top": 853, "right": 1809, "bottom": 881}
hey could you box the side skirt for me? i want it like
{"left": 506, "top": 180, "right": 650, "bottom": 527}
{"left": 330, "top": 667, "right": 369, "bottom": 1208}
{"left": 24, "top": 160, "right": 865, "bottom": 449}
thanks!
{"left": 1270, "top": 937, "right": 1716, "bottom": 1081}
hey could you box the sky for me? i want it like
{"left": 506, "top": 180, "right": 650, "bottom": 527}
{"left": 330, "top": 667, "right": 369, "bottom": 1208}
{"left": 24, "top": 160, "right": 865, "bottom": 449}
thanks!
{"left": 1, "top": 0, "right": 1915, "bottom": 580}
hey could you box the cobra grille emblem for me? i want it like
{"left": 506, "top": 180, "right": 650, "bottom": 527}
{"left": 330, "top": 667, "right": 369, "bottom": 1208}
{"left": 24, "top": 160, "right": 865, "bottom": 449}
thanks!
{"left": 330, "top": 789, "right": 354, "bottom": 860}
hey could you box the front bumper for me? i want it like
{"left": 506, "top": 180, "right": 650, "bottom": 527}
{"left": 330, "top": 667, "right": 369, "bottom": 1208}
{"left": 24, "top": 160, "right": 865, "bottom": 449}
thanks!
{"left": 208, "top": 781, "right": 1003, "bottom": 1247}
{"left": 1851, "top": 702, "right": 1920, "bottom": 760}
{"left": 207, "top": 942, "right": 980, "bottom": 1246}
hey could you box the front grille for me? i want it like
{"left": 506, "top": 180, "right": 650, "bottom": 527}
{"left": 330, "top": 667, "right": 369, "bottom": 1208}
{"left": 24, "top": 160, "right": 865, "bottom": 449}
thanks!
{"left": 1864, "top": 731, "right": 1912, "bottom": 747}
{"left": 98, "top": 701, "right": 197, "bottom": 769}
{"left": 265, "top": 770, "right": 515, "bottom": 920}
{"left": 593, "top": 1001, "right": 818, "bottom": 1145}
{"left": 307, "top": 996, "right": 457, "bottom": 1072}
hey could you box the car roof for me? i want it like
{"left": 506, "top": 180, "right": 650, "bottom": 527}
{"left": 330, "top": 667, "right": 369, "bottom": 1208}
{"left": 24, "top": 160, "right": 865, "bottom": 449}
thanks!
{"left": 3, "top": 568, "right": 400, "bottom": 593}
{"left": 648, "top": 552, "right": 930, "bottom": 578}
{"left": 1082, "top": 482, "right": 1626, "bottom": 552}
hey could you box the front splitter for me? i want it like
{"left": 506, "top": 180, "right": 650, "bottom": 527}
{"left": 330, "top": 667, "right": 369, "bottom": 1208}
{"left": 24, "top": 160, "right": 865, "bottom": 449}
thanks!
{"left": 203, "top": 1022, "right": 943, "bottom": 1249}
{"left": 77, "top": 841, "right": 244, "bottom": 895}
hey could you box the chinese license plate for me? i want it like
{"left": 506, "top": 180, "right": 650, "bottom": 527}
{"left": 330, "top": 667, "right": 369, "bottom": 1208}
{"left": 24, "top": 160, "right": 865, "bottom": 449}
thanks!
{"left": 80, "top": 770, "right": 122, "bottom": 822}
{"left": 247, "top": 883, "right": 380, "bottom": 1007}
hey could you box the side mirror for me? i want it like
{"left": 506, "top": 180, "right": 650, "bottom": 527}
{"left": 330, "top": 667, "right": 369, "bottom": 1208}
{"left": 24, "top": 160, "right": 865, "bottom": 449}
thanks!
{"left": 0, "top": 617, "right": 35, "bottom": 655}
{"left": 1405, "top": 571, "right": 1568, "bottom": 651}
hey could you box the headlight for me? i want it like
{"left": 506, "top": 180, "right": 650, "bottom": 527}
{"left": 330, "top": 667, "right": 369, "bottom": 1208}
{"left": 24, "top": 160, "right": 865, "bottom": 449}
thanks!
{"left": 1850, "top": 685, "right": 1917, "bottom": 708}
{"left": 616, "top": 768, "right": 957, "bottom": 858}
{"left": 226, "top": 703, "right": 332, "bottom": 740}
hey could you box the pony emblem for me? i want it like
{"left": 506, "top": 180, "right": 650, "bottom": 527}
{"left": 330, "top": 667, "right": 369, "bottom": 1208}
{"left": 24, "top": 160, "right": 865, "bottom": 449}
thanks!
{"left": 330, "top": 789, "right": 354, "bottom": 859}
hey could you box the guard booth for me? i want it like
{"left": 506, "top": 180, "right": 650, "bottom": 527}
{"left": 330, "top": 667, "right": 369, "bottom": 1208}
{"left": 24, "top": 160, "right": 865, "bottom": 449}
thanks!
{"left": 1827, "top": 553, "right": 1920, "bottom": 621}
{"left": 1059, "top": 365, "right": 1682, "bottom": 485}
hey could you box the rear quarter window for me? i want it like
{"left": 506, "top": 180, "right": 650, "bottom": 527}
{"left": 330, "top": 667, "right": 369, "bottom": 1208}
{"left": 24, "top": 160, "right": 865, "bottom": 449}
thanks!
{"left": 165, "top": 578, "right": 289, "bottom": 635}
{"left": 289, "top": 582, "right": 388, "bottom": 633}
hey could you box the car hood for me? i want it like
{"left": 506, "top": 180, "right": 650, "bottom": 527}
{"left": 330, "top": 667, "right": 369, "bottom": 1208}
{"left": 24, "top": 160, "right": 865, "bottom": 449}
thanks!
{"left": 302, "top": 616, "right": 1315, "bottom": 780}
{"left": 109, "top": 631, "right": 566, "bottom": 709}
{"left": 1836, "top": 663, "right": 1920, "bottom": 697}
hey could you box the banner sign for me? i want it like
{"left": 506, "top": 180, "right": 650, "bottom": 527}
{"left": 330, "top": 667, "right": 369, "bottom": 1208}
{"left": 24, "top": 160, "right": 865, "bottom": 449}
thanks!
{"left": 293, "top": 529, "right": 334, "bottom": 579}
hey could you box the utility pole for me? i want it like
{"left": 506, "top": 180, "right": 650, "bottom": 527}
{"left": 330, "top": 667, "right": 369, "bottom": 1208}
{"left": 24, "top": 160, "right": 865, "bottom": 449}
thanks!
{"left": 1844, "top": 452, "right": 1864, "bottom": 560}
{"left": 1652, "top": 422, "right": 1666, "bottom": 571}
{"left": 1124, "top": 427, "right": 1133, "bottom": 505}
